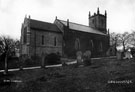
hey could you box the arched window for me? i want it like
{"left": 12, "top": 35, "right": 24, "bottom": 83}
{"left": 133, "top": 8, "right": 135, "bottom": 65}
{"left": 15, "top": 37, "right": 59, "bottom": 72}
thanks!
{"left": 75, "top": 38, "right": 80, "bottom": 50}
{"left": 90, "top": 40, "right": 94, "bottom": 48}
{"left": 100, "top": 42, "right": 103, "bottom": 51}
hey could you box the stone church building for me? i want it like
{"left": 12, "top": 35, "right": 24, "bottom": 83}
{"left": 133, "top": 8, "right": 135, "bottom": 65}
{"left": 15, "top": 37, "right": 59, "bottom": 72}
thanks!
{"left": 20, "top": 8, "right": 110, "bottom": 58}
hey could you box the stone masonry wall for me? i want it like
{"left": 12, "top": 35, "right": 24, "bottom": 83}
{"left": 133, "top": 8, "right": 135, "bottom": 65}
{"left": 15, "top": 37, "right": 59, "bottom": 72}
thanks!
{"left": 29, "top": 29, "right": 62, "bottom": 56}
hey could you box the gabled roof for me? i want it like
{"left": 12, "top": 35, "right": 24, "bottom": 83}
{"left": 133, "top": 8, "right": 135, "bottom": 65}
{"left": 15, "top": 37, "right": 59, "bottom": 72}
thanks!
{"left": 57, "top": 19, "right": 107, "bottom": 35}
{"left": 29, "top": 19, "right": 61, "bottom": 32}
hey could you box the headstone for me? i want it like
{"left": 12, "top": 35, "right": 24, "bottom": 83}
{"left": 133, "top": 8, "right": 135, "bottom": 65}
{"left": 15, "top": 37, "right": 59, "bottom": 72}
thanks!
{"left": 123, "top": 51, "right": 132, "bottom": 59}
{"left": 62, "top": 58, "right": 68, "bottom": 66}
{"left": 106, "top": 49, "right": 110, "bottom": 56}
{"left": 76, "top": 51, "right": 83, "bottom": 66}
{"left": 116, "top": 51, "right": 122, "bottom": 60}
{"left": 83, "top": 50, "right": 91, "bottom": 66}
{"left": 41, "top": 52, "right": 46, "bottom": 68}
{"left": 61, "top": 54, "right": 67, "bottom": 66}
{"left": 19, "top": 56, "right": 24, "bottom": 71}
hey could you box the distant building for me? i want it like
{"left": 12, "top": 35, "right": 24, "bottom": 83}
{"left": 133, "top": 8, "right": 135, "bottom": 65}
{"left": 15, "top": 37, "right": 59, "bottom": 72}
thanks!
{"left": 20, "top": 8, "right": 110, "bottom": 58}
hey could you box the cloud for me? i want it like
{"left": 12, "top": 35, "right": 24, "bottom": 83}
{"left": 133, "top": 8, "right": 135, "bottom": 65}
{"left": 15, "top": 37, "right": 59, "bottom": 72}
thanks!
{"left": 0, "top": 0, "right": 15, "bottom": 13}
{"left": 106, "top": 0, "right": 135, "bottom": 33}
{"left": 36, "top": 0, "right": 54, "bottom": 7}
{"left": 0, "top": 0, "right": 135, "bottom": 39}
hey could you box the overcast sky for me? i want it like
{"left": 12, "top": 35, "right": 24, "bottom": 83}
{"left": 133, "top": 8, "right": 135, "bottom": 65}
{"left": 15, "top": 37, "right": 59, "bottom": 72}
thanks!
{"left": 0, "top": 0, "right": 135, "bottom": 39}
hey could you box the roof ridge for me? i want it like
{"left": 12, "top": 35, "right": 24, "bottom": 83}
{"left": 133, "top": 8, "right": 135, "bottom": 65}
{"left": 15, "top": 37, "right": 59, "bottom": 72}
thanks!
{"left": 57, "top": 19, "right": 106, "bottom": 35}
{"left": 57, "top": 19, "right": 90, "bottom": 27}
{"left": 29, "top": 18, "right": 54, "bottom": 25}
{"left": 58, "top": 19, "right": 105, "bottom": 33}
{"left": 29, "top": 18, "right": 61, "bottom": 33}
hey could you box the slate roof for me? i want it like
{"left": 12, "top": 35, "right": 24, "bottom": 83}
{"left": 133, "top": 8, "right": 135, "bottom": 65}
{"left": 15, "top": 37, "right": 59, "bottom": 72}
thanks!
{"left": 58, "top": 19, "right": 107, "bottom": 35}
{"left": 29, "top": 19, "right": 61, "bottom": 32}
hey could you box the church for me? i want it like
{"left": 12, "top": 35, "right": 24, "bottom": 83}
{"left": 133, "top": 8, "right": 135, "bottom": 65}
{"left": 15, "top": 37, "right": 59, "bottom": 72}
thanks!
{"left": 20, "top": 8, "right": 110, "bottom": 58}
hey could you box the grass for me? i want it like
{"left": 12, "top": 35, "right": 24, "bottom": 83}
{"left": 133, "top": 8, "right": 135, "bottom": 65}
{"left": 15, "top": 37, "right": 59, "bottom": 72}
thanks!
{"left": 0, "top": 58, "right": 41, "bottom": 70}
{"left": 0, "top": 58, "right": 135, "bottom": 92}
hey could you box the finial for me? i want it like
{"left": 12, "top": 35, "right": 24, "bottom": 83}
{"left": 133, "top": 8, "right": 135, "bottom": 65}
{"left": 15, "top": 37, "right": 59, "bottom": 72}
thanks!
{"left": 89, "top": 11, "right": 91, "bottom": 18}
{"left": 97, "top": 7, "right": 100, "bottom": 14}
{"left": 105, "top": 10, "right": 107, "bottom": 17}
{"left": 108, "top": 29, "right": 109, "bottom": 35}
{"left": 25, "top": 14, "right": 27, "bottom": 18}
{"left": 67, "top": 19, "right": 69, "bottom": 27}
{"left": 29, "top": 15, "right": 31, "bottom": 19}
{"left": 55, "top": 16, "right": 57, "bottom": 19}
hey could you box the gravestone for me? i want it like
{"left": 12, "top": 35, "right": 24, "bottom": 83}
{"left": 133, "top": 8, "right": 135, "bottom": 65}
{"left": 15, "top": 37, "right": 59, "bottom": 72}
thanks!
{"left": 106, "top": 49, "right": 110, "bottom": 56}
{"left": 116, "top": 51, "right": 122, "bottom": 60}
{"left": 123, "top": 51, "right": 132, "bottom": 59}
{"left": 76, "top": 51, "right": 83, "bottom": 66}
{"left": 83, "top": 50, "right": 91, "bottom": 66}
{"left": 41, "top": 52, "right": 46, "bottom": 68}
{"left": 19, "top": 55, "right": 25, "bottom": 71}
{"left": 62, "top": 58, "right": 68, "bottom": 66}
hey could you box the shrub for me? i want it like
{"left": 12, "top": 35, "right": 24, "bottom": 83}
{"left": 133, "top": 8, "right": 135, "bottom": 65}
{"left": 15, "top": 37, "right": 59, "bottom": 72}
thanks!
{"left": 23, "top": 58, "right": 33, "bottom": 66}
{"left": 22, "top": 55, "right": 41, "bottom": 67}
{"left": 45, "top": 53, "right": 61, "bottom": 65}
{"left": 31, "top": 55, "right": 41, "bottom": 62}
{"left": 131, "top": 48, "right": 135, "bottom": 59}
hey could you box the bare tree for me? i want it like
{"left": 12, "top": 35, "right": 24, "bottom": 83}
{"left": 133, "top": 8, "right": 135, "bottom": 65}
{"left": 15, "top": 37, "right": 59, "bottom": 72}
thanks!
{"left": 128, "top": 31, "right": 135, "bottom": 46}
{"left": 110, "top": 32, "right": 119, "bottom": 55}
{"left": 117, "top": 32, "right": 130, "bottom": 52}
{"left": 0, "top": 35, "right": 17, "bottom": 74}
{"left": 110, "top": 32, "right": 119, "bottom": 46}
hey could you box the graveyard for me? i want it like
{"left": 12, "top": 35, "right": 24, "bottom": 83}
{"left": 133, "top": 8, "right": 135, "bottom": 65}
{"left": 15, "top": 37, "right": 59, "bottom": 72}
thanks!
{"left": 0, "top": 57, "right": 135, "bottom": 92}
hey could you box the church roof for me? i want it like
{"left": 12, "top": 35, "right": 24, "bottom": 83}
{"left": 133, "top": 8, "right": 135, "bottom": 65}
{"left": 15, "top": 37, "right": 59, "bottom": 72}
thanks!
{"left": 58, "top": 19, "right": 107, "bottom": 35}
{"left": 29, "top": 19, "right": 61, "bottom": 32}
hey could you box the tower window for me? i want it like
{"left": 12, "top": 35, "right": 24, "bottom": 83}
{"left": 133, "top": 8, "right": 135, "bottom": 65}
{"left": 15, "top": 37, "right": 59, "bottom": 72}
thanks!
{"left": 42, "top": 35, "right": 44, "bottom": 45}
{"left": 54, "top": 37, "right": 57, "bottom": 46}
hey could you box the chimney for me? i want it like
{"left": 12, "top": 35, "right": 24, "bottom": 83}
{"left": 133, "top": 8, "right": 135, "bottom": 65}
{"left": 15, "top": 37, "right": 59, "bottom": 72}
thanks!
{"left": 55, "top": 16, "right": 57, "bottom": 19}
{"left": 67, "top": 19, "right": 69, "bottom": 28}
{"left": 105, "top": 10, "right": 107, "bottom": 17}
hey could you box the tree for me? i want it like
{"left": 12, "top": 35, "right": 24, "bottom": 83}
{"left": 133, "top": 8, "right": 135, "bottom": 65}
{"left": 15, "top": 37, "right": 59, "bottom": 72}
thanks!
{"left": 110, "top": 32, "right": 119, "bottom": 46}
{"left": 117, "top": 32, "right": 130, "bottom": 52}
{"left": 128, "top": 31, "right": 135, "bottom": 46}
{"left": 0, "top": 35, "right": 19, "bottom": 74}
{"left": 109, "top": 32, "right": 119, "bottom": 55}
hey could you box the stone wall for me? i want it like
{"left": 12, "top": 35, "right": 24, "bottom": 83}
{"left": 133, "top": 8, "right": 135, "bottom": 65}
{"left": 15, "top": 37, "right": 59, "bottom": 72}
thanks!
{"left": 21, "top": 44, "right": 28, "bottom": 55}
{"left": 63, "top": 27, "right": 109, "bottom": 58}
{"left": 89, "top": 14, "right": 107, "bottom": 33}
{"left": 29, "top": 29, "right": 62, "bottom": 56}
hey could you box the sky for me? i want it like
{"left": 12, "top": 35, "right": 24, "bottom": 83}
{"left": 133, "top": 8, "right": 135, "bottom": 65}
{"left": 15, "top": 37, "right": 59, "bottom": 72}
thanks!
{"left": 0, "top": 0, "right": 135, "bottom": 39}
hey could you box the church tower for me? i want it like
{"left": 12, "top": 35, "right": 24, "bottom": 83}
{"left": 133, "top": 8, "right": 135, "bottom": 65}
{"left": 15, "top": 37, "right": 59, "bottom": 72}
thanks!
{"left": 89, "top": 8, "right": 107, "bottom": 34}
